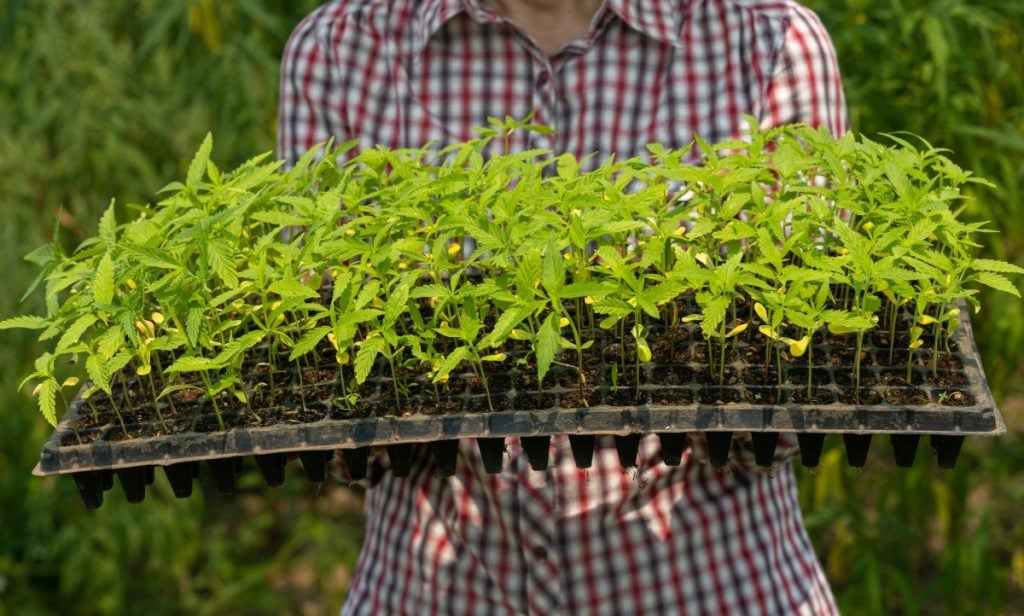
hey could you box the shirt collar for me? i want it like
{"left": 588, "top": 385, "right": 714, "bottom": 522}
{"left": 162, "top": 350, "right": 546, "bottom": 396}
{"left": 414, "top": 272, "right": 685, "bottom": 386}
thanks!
{"left": 414, "top": 0, "right": 684, "bottom": 51}
{"left": 604, "top": 0, "right": 685, "bottom": 48}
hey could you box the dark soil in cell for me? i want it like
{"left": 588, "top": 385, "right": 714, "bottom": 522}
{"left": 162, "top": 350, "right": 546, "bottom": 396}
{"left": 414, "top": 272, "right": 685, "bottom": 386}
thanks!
{"left": 883, "top": 388, "right": 930, "bottom": 405}
{"left": 836, "top": 388, "right": 884, "bottom": 405}
{"left": 698, "top": 388, "right": 741, "bottom": 405}
{"left": 789, "top": 388, "right": 836, "bottom": 405}
{"left": 933, "top": 390, "right": 975, "bottom": 407}
{"left": 650, "top": 365, "right": 693, "bottom": 386}
{"left": 650, "top": 389, "right": 694, "bottom": 406}
{"left": 742, "top": 387, "right": 784, "bottom": 404}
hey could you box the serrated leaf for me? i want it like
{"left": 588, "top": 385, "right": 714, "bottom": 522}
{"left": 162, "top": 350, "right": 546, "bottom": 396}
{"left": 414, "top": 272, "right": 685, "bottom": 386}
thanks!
{"left": 98, "top": 200, "right": 117, "bottom": 249}
{"left": 354, "top": 336, "right": 385, "bottom": 384}
{"left": 699, "top": 295, "right": 730, "bottom": 338}
{"left": 208, "top": 239, "right": 238, "bottom": 288}
{"left": 973, "top": 271, "right": 1020, "bottom": 297}
{"left": 213, "top": 330, "right": 264, "bottom": 364}
{"left": 166, "top": 355, "right": 225, "bottom": 373}
{"left": 38, "top": 379, "right": 58, "bottom": 426}
{"left": 536, "top": 313, "right": 560, "bottom": 382}
{"left": 268, "top": 278, "right": 320, "bottom": 300}
{"left": 433, "top": 346, "right": 469, "bottom": 383}
{"left": 821, "top": 310, "right": 874, "bottom": 330}
{"left": 289, "top": 326, "right": 330, "bottom": 361}
{"left": 187, "top": 133, "right": 213, "bottom": 188}
{"left": 93, "top": 253, "right": 115, "bottom": 305}
{"left": 56, "top": 315, "right": 98, "bottom": 355}
{"left": 409, "top": 284, "right": 451, "bottom": 300}
{"left": 86, "top": 354, "right": 111, "bottom": 394}
{"left": 972, "top": 258, "right": 1024, "bottom": 275}
{"left": 561, "top": 281, "right": 610, "bottom": 299}
{"left": 0, "top": 315, "right": 50, "bottom": 330}
{"left": 186, "top": 308, "right": 204, "bottom": 346}
{"left": 384, "top": 283, "right": 410, "bottom": 325}
{"left": 484, "top": 304, "right": 537, "bottom": 347}
{"left": 122, "top": 244, "right": 181, "bottom": 270}
{"left": 251, "top": 210, "right": 310, "bottom": 227}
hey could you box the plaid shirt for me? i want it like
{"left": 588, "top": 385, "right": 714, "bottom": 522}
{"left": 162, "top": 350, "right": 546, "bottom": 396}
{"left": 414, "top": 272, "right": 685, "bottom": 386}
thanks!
{"left": 279, "top": 0, "right": 844, "bottom": 613}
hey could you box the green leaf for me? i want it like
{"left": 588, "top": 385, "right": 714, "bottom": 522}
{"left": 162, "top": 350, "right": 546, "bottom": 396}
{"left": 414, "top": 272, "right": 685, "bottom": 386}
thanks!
{"left": 484, "top": 304, "right": 537, "bottom": 346}
{"left": 98, "top": 199, "right": 117, "bottom": 250}
{"left": 289, "top": 326, "right": 330, "bottom": 361}
{"left": 561, "top": 281, "right": 610, "bottom": 299}
{"left": 208, "top": 239, "right": 238, "bottom": 288}
{"left": 187, "top": 133, "right": 213, "bottom": 188}
{"left": 536, "top": 312, "right": 560, "bottom": 382}
{"left": 541, "top": 237, "right": 565, "bottom": 294}
{"left": 213, "top": 330, "right": 264, "bottom": 364}
{"left": 166, "top": 355, "right": 225, "bottom": 373}
{"left": 433, "top": 346, "right": 469, "bottom": 383}
{"left": 354, "top": 336, "right": 385, "bottom": 384}
{"left": 86, "top": 354, "right": 111, "bottom": 394}
{"left": 384, "top": 283, "right": 410, "bottom": 325}
{"left": 973, "top": 272, "right": 1020, "bottom": 298}
{"left": 56, "top": 315, "right": 98, "bottom": 355}
{"left": 251, "top": 210, "right": 310, "bottom": 227}
{"left": 972, "top": 258, "right": 1024, "bottom": 275}
{"left": 186, "top": 308, "right": 204, "bottom": 347}
{"left": 93, "top": 253, "right": 115, "bottom": 305}
{"left": 268, "top": 278, "right": 320, "bottom": 300}
{"left": 0, "top": 315, "right": 50, "bottom": 330}
{"left": 38, "top": 379, "right": 58, "bottom": 426}
{"left": 122, "top": 245, "right": 181, "bottom": 270}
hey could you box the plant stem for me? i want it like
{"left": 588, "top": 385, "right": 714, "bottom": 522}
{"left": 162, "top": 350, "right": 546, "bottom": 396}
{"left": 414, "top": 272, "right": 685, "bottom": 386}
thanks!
{"left": 146, "top": 373, "right": 169, "bottom": 430}
{"left": 854, "top": 330, "right": 864, "bottom": 403}
{"left": 199, "top": 371, "right": 226, "bottom": 431}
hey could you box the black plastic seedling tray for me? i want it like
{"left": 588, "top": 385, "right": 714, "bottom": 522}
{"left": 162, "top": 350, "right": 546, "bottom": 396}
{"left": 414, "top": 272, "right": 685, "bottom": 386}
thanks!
{"left": 35, "top": 309, "right": 1004, "bottom": 508}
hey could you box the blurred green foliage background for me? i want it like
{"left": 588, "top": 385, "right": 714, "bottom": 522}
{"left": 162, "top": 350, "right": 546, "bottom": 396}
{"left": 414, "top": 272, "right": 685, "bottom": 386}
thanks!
{"left": 0, "top": 0, "right": 1021, "bottom": 614}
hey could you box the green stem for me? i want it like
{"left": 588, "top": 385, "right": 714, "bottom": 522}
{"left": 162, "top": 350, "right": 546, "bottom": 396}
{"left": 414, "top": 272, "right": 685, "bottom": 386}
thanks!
{"left": 199, "top": 371, "right": 225, "bottom": 431}
{"left": 854, "top": 330, "right": 864, "bottom": 402}
{"left": 146, "top": 373, "right": 168, "bottom": 430}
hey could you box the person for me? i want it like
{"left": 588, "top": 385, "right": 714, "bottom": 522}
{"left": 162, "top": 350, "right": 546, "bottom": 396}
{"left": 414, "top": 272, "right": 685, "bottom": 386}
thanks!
{"left": 278, "top": 0, "right": 843, "bottom": 613}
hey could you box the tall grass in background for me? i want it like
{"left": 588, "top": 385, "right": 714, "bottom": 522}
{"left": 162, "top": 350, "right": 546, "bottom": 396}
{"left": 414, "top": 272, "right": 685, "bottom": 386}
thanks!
{"left": 0, "top": 3, "right": 363, "bottom": 615}
{"left": 803, "top": 1, "right": 1024, "bottom": 613}
{"left": 0, "top": 0, "right": 1021, "bottom": 613}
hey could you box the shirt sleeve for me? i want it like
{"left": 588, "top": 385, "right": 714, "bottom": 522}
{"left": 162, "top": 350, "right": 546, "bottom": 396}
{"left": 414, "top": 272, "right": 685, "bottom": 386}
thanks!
{"left": 277, "top": 6, "right": 343, "bottom": 169}
{"left": 760, "top": 4, "right": 848, "bottom": 137}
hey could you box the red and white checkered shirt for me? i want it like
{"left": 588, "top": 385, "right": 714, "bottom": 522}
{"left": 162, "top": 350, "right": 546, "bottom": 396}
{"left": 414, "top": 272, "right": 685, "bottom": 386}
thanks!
{"left": 279, "top": 0, "right": 844, "bottom": 613}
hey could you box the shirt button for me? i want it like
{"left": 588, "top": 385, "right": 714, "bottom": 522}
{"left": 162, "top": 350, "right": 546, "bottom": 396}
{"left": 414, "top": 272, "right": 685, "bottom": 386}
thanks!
{"left": 530, "top": 545, "right": 549, "bottom": 560}
{"left": 536, "top": 72, "right": 549, "bottom": 86}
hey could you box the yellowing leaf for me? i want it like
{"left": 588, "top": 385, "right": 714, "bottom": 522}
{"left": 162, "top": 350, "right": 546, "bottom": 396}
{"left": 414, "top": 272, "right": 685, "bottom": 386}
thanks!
{"left": 918, "top": 315, "right": 939, "bottom": 325}
{"left": 481, "top": 353, "right": 507, "bottom": 362}
{"left": 509, "top": 328, "right": 530, "bottom": 341}
{"left": 136, "top": 364, "right": 152, "bottom": 376}
{"left": 754, "top": 302, "right": 768, "bottom": 323}
{"left": 909, "top": 339, "right": 924, "bottom": 349}
{"left": 759, "top": 324, "right": 779, "bottom": 340}
{"left": 726, "top": 323, "right": 748, "bottom": 338}
{"left": 827, "top": 323, "right": 855, "bottom": 335}
{"left": 636, "top": 339, "right": 652, "bottom": 363}
{"left": 559, "top": 317, "right": 571, "bottom": 328}
{"left": 786, "top": 336, "right": 810, "bottom": 357}
{"left": 62, "top": 377, "right": 80, "bottom": 388}
{"left": 681, "top": 314, "right": 702, "bottom": 323}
